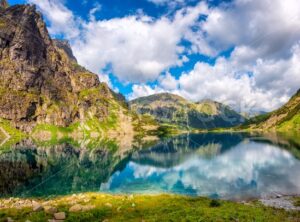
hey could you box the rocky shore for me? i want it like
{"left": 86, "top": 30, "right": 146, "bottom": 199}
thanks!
{"left": 0, "top": 193, "right": 299, "bottom": 222}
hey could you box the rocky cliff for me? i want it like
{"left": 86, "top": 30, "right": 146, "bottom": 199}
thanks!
{"left": 0, "top": 3, "right": 129, "bottom": 134}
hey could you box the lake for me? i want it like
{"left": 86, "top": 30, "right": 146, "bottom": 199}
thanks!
{"left": 1, "top": 133, "right": 300, "bottom": 200}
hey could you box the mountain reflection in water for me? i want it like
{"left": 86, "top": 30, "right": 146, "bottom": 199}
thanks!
{"left": 0, "top": 133, "right": 300, "bottom": 200}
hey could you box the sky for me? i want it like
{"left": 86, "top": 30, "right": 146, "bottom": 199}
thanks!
{"left": 8, "top": 0, "right": 300, "bottom": 113}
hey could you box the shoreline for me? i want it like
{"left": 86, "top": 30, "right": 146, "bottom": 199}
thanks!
{"left": 0, "top": 193, "right": 299, "bottom": 222}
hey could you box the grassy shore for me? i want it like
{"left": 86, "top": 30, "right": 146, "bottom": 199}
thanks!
{"left": 0, "top": 193, "right": 299, "bottom": 222}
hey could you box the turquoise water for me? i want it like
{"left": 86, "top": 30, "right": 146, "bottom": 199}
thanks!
{"left": 1, "top": 133, "right": 300, "bottom": 200}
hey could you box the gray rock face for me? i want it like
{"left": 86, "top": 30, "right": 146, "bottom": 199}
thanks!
{"left": 0, "top": 4, "right": 123, "bottom": 132}
{"left": 53, "top": 39, "right": 77, "bottom": 63}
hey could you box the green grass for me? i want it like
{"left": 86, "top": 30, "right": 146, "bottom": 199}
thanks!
{"left": 0, "top": 19, "right": 6, "bottom": 29}
{"left": 0, "top": 119, "right": 26, "bottom": 151}
{"left": 293, "top": 197, "right": 300, "bottom": 207}
{"left": 278, "top": 113, "right": 300, "bottom": 131}
{"left": 0, "top": 193, "right": 299, "bottom": 222}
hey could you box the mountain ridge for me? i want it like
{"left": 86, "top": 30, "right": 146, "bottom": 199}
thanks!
{"left": 130, "top": 92, "right": 245, "bottom": 129}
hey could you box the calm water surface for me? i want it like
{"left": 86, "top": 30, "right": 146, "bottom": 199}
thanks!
{"left": 1, "top": 133, "right": 300, "bottom": 200}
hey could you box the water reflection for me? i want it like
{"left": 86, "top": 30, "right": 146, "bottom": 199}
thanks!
{"left": 100, "top": 133, "right": 300, "bottom": 200}
{"left": 0, "top": 133, "right": 300, "bottom": 200}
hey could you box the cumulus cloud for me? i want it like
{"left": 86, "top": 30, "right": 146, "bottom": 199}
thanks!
{"left": 30, "top": 0, "right": 207, "bottom": 83}
{"left": 72, "top": 3, "right": 208, "bottom": 83}
{"left": 131, "top": 49, "right": 299, "bottom": 112}
{"left": 29, "top": 0, "right": 300, "bottom": 112}
{"left": 131, "top": 0, "right": 300, "bottom": 112}
{"left": 130, "top": 84, "right": 164, "bottom": 99}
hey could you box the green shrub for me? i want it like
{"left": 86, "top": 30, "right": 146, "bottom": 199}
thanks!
{"left": 209, "top": 199, "right": 221, "bottom": 207}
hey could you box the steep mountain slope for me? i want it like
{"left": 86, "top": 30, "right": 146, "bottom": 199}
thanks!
{"left": 0, "top": 2, "right": 143, "bottom": 142}
{"left": 130, "top": 93, "right": 245, "bottom": 129}
{"left": 245, "top": 89, "right": 300, "bottom": 131}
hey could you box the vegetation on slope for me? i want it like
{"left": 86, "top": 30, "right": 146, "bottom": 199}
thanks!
{"left": 242, "top": 89, "right": 300, "bottom": 131}
{"left": 130, "top": 93, "right": 245, "bottom": 130}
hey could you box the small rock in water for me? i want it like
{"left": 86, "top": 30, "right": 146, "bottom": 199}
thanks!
{"left": 44, "top": 206, "right": 58, "bottom": 214}
{"left": 54, "top": 212, "right": 66, "bottom": 220}
{"left": 69, "top": 204, "right": 82, "bottom": 212}
{"left": 7, "top": 217, "right": 14, "bottom": 222}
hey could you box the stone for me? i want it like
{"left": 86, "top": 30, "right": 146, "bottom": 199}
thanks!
{"left": 54, "top": 212, "right": 66, "bottom": 220}
{"left": 6, "top": 218, "right": 13, "bottom": 222}
{"left": 105, "top": 203, "right": 112, "bottom": 208}
{"left": 32, "top": 202, "right": 43, "bottom": 212}
{"left": 82, "top": 205, "right": 96, "bottom": 211}
{"left": 69, "top": 204, "right": 82, "bottom": 212}
{"left": 44, "top": 206, "right": 58, "bottom": 214}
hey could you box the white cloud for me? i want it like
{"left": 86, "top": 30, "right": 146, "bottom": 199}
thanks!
{"left": 71, "top": 2, "right": 208, "bottom": 83}
{"left": 201, "top": 0, "right": 300, "bottom": 58}
{"left": 29, "top": 0, "right": 300, "bottom": 112}
{"left": 131, "top": 46, "right": 300, "bottom": 112}
{"left": 147, "top": 0, "right": 193, "bottom": 8}
{"left": 129, "top": 84, "right": 164, "bottom": 99}
{"left": 159, "top": 72, "right": 178, "bottom": 90}
{"left": 131, "top": 0, "right": 300, "bottom": 112}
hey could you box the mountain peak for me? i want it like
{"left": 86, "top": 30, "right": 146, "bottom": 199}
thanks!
{"left": 0, "top": 3, "right": 125, "bottom": 132}
{"left": 0, "top": 0, "right": 9, "bottom": 9}
{"left": 130, "top": 93, "right": 245, "bottom": 129}
{"left": 53, "top": 39, "right": 78, "bottom": 63}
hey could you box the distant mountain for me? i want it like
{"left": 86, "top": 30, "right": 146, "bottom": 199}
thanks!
{"left": 240, "top": 111, "right": 268, "bottom": 119}
{"left": 244, "top": 89, "right": 300, "bottom": 131}
{"left": 130, "top": 93, "right": 245, "bottom": 129}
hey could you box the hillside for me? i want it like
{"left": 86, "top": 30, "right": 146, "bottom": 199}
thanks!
{"left": 130, "top": 93, "right": 245, "bottom": 129}
{"left": 245, "top": 89, "right": 300, "bottom": 131}
{"left": 0, "top": 2, "right": 161, "bottom": 144}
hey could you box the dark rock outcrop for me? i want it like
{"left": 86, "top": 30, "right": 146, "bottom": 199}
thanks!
{"left": 0, "top": 4, "right": 125, "bottom": 132}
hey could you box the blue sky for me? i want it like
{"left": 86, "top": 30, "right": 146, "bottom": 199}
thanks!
{"left": 7, "top": 0, "right": 300, "bottom": 113}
